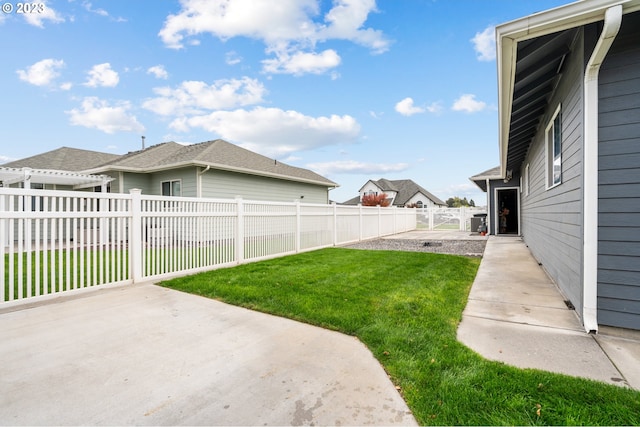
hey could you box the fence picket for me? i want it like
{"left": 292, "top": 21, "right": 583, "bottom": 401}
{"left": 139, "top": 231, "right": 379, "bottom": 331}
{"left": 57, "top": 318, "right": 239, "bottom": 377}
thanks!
{"left": 1, "top": 187, "right": 422, "bottom": 303}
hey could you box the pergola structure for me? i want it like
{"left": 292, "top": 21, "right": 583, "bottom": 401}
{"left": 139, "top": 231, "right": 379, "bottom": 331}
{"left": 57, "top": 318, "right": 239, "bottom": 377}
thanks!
{"left": 0, "top": 167, "right": 113, "bottom": 191}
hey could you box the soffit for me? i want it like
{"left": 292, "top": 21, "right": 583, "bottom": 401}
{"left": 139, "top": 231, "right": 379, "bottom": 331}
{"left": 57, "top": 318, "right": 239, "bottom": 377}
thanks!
{"left": 505, "top": 28, "right": 578, "bottom": 174}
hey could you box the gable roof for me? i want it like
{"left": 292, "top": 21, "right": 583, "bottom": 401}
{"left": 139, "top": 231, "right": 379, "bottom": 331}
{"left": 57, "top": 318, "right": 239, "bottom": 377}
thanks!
{"left": 385, "top": 179, "right": 445, "bottom": 206}
{"left": 496, "top": 0, "right": 640, "bottom": 178}
{"left": 469, "top": 166, "right": 502, "bottom": 192}
{"left": 352, "top": 178, "right": 445, "bottom": 206}
{"left": 2, "top": 146, "right": 120, "bottom": 171}
{"left": 86, "top": 139, "right": 337, "bottom": 188}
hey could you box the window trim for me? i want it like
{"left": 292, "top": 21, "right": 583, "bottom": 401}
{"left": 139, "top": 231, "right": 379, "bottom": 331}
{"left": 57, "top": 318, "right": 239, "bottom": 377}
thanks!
{"left": 161, "top": 179, "right": 182, "bottom": 197}
{"left": 524, "top": 163, "right": 530, "bottom": 196}
{"left": 545, "top": 104, "right": 562, "bottom": 189}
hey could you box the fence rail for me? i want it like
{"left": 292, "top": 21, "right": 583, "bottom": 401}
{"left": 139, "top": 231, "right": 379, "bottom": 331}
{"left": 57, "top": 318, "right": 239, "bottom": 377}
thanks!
{"left": 1, "top": 188, "right": 417, "bottom": 303}
{"left": 415, "top": 207, "right": 487, "bottom": 232}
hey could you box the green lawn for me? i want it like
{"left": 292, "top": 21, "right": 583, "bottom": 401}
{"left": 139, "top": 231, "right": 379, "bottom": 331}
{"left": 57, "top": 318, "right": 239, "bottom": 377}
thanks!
{"left": 160, "top": 247, "right": 640, "bottom": 425}
{"left": 3, "top": 248, "right": 129, "bottom": 300}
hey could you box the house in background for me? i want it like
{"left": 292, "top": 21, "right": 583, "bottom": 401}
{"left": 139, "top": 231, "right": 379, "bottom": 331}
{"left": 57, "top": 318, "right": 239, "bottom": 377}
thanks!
{"left": 342, "top": 178, "right": 446, "bottom": 207}
{"left": 489, "top": 0, "right": 640, "bottom": 332}
{"left": 0, "top": 147, "right": 119, "bottom": 191}
{"left": 1, "top": 140, "right": 338, "bottom": 204}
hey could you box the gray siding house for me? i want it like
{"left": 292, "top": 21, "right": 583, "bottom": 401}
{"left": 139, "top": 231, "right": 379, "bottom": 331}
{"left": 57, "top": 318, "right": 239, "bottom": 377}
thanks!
{"left": 342, "top": 178, "right": 446, "bottom": 207}
{"left": 479, "top": 0, "right": 640, "bottom": 332}
{"left": 2, "top": 140, "right": 338, "bottom": 204}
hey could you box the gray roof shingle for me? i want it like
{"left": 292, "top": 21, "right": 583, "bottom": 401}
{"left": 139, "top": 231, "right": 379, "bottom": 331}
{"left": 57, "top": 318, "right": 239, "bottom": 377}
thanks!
{"left": 3, "top": 140, "right": 337, "bottom": 188}
{"left": 2, "top": 147, "right": 120, "bottom": 171}
{"left": 88, "top": 140, "right": 337, "bottom": 187}
{"left": 379, "top": 179, "right": 445, "bottom": 206}
{"left": 469, "top": 166, "right": 501, "bottom": 192}
{"left": 345, "top": 178, "right": 445, "bottom": 206}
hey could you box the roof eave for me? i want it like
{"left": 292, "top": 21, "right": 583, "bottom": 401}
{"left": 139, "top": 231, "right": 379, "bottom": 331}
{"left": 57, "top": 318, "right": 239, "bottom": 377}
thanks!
{"left": 87, "top": 161, "right": 338, "bottom": 188}
{"left": 496, "top": 0, "right": 640, "bottom": 178}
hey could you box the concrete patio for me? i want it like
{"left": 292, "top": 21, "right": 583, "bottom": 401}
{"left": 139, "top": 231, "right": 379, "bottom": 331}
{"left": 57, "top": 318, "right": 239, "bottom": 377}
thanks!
{"left": 0, "top": 284, "right": 416, "bottom": 426}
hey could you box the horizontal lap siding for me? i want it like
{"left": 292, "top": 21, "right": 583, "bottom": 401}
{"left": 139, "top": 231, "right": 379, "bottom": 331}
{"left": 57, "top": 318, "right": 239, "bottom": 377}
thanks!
{"left": 597, "top": 11, "right": 640, "bottom": 330}
{"left": 520, "top": 30, "right": 584, "bottom": 314}
{"left": 202, "top": 169, "right": 329, "bottom": 204}
{"left": 121, "top": 172, "right": 152, "bottom": 195}
{"left": 150, "top": 168, "right": 198, "bottom": 197}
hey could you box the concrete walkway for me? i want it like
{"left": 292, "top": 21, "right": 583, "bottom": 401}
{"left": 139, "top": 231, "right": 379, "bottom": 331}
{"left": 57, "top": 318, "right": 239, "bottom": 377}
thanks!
{"left": 0, "top": 284, "right": 416, "bottom": 426}
{"left": 458, "top": 236, "right": 640, "bottom": 390}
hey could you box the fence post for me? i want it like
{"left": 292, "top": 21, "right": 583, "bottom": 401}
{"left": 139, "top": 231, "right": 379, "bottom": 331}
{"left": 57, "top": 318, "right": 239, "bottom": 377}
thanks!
{"left": 0, "top": 194, "right": 4, "bottom": 301}
{"left": 377, "top": 205, "right": 382, "bottom": 238}
{"left": 358, "top": 204, "right": 363, "bottom": 241}
{"left": 235, "top": 197, "right": 244, "bottom": 264}
{"left": 332, "top": 202, "right": 337, "bottom": 246}
{"left": 295, "top": 200, "right": 301, "bottom": 253}
{"left": 130, "top": 189, "right": 142, "bottom": 283}
{"left": 429, "top": 207, "right": 434, "bottom": 231}
{"left": 394, "top": 206, "right": 398, "bottom": 233}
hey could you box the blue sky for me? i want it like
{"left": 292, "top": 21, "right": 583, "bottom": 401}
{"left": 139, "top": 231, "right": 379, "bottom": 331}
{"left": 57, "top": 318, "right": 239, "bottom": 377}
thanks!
{"left": 1, "top": 0, "right": 570, "bottom": 204}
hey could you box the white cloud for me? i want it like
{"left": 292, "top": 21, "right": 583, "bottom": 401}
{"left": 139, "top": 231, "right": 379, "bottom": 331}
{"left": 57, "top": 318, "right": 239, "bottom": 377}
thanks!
{"left": 307, "top": 160, "right": 409, "bottom": 175}
{"left": 159, "top": 0, "right": 389, "bottom": 75}
{"left": 22, "top": 1, "right": 64, "bottom": 27}
{"left": 143, "top": 77, "right": 266, "bottom": 116}
{"left": 83, "top": 1, "right": 108, "bottom": 16}
{"left": 472, "top": 25, "right": 495, "bottom": 62}
{"left": 426, "top": 102, "right": 443, "bottom": 114}
{"left": 159, "top": 0, "right": 318, "bottom": 49}
{"left": 81, "top": 1, "right": 126, "bottom": 21}
{"left": 225, "top": 51, "right": 242, "bottom": 65}
{"left": 147, "top": 65, "right": 169, "bottom": 79}
{"left": 84, "top": 63, "right": 119, "bottom": 88}
{"left": 262, "top": 49, "right": 341, "bottom": 75}
{"left": 452, "top": 94, "right": 487, "bottom": 113}
{"left": 66, "top": 97, "right": 145, "bottom": 134}
{"left": 317, "top": 0, "right": 389, "bottom": 54}
{"left": 395, "top": 97, "right": 425, "bottom": 116}
{"left": 17, "top": 58, "right": 65, "bottom": 87}
{"left": 169, "top": 106, "right": 360, "bottom": 157}
{"left": 60, "top": 82, "right": 73, "bottom": 91}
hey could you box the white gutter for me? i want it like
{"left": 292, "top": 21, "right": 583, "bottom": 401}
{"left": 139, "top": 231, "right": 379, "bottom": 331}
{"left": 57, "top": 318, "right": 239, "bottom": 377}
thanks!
{"left": 582, "top": 4, "right": 623, "bottom": 333}
{"left": 496, "top": 0, "right": 638, "bottom": 179}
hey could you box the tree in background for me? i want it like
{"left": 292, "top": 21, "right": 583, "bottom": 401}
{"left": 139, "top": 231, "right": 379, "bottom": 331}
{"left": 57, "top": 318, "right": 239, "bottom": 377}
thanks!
{"left": 361, "top": 193, "right": 391, "bottom": 207}
{"left": 446, "top": 196, "right": 475, "bottom": 208}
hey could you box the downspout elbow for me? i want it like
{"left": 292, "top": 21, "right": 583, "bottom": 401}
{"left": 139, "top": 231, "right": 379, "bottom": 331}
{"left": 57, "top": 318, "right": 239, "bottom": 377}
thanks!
{"left": 586, "top": 6, "right": 623, "bottom": 79}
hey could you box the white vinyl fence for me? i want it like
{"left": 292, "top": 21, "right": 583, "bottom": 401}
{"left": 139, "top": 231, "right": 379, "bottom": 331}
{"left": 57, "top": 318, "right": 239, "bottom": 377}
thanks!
{"left": 416, "top": 207, "right": 487, "bottom": 232}
{"left": 1, "top": 188, "right": 417, "bottom": 303}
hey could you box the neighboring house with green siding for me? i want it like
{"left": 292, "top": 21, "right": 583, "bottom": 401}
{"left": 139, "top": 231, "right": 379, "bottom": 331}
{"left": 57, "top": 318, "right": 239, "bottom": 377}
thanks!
{"left": 1, "top": 140, "right": 338, "bottom": 204}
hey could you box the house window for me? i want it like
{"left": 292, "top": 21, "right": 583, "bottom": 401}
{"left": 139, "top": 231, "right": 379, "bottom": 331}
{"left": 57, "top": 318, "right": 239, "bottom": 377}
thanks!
{"left": 94, "top": 183, "right": 111, "bottom": 193}
{"left": 546, "top": 105, "right": 562, "bottom": 188}
{"left": 31, "top": 183, "right": 45, "bottom": 211}
{"left": 161, "top": 180, "right": 181, "bottom": 196}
